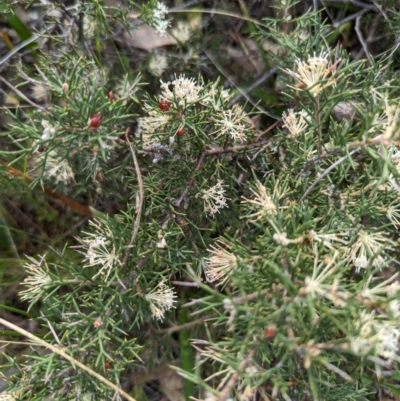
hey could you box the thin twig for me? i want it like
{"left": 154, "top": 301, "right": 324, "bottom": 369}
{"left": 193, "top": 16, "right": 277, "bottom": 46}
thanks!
{"left": 322, "top": 0, "right": 376, "bottom": 9}
{"left": 0, "top": 76, "right": 45, "bottom": 110}
{"left": 201, "top": 47, "right": 278, "bottom": 120}
{"left": 300, "top": 148, "right": 360, "bottom": 202}
{"left": 315, "top": 97, "right": 323, "bottom": 156}
{"left": 205, "top": 138, "right": 273, "bottom": 156}
{"left": 355, "top": 16, "right": 374, "bottom": 64}
{"left": 323, "top": 361, "right": 354, "bottom": 382}
{"left": 0, "top": 160, "right": 93, "bottom": 217}
{"left": 157, "top": 316, "right": 211, "bottom": 334}
{"left": 121, "top": 128, "right": 144, "bottom": 267}
{"left": 229, "top": 67, "right": 278, "bottom": 107}
{"left": 0, "top": 34, "right": 39, "bottom": 66}
{"left": 332, "top": 8, "right": 372, "bottom": 29}
{"left": 0, "top": 317, "right": 137, "bottom": 401}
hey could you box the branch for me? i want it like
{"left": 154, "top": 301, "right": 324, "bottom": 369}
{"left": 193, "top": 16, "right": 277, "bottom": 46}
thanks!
{"left": 0, "top": 160, "right": 93, "bottom": 217}
{"left": 0, "top": 317, "right": 137, "bottom": 401}
{"left": 121, "top": 128, "right": 144, "bottom": 267}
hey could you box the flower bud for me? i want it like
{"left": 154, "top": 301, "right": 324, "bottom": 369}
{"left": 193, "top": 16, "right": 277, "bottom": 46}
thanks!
{"left": 158, "top": 99, "right": 170, "bottom": 112}
{"left": 264, "top": 324, "right": 277, "bottom": 340}
{"left": 88, "top": 113, "right": 102, "bottom": 131}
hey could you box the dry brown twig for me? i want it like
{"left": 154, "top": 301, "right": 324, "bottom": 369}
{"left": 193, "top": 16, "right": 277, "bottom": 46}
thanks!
{"left": 121, "top": 128, "right": 144, "bottom": 267}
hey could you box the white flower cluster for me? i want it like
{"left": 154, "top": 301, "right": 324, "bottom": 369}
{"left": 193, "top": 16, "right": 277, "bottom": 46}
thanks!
{"left": 20, "top": 255, "right": 52, "bottom": 302}
{"left": 200, "top": 83, "right": 232, "bottom": 110}
{"left": 350, "top": 310, "right": 400, "bottom": 363}
{"left": 286, "top": 51, "right": 336, "bottom": 96}
{"left": 282, "top": 109, "right": 311, "bottom": 137}
{"left": 36, "top": 151, "right": 75, "bottom": 184}
{"left": 41, "top": 119, "right": 56, "bottom": 141}
{"left": 241, "top": 181, "right": 277, "bottom": 221}
{"left": 74, "top": 219, "right": 121, "bottom": 280}
{"left": 149, "top": 2, "right": 170, "bottom": 37}
{"left": 148, "top": 53, "right": 168, "bottom": 77}
{"left": 204, "top": 240, "right": 238, "bottom": 286}
{"left": 348, "top": 230, "right": 394, "bottom": 272}
{"left": 145, "top": 281, "right": 177, "bottom": 320}
{"left": 214, "top": 104, "right": 252, "bottom": 143}
{"left": 160, "top": 75, "right": 204, "bottom": 106}
{"left": 199, "top": 179, "right": 229, "bottom": 217}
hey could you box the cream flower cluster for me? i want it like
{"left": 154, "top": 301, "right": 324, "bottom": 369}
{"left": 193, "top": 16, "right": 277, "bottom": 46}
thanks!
{"left": 286, "top": 51, "right": 336, "bottom": 96}
{"left": 199, "top": 179, "right": 229, "bottom": 217}
{"left": 20, "top": 255, "right": 52, "bottom": 302}
{"left": 160, "top": 75, "right": 204, "bottom": 106}
{"left": 145, "top": 281, "right": 177, "bottom": 320}
{"left": 74, "top": 219, "right": 121, "bottom": 280}
{"left": 204, "top": 240, "right": 238, "bottom": 286}
{"left": 350, "top": 310, "right": 400, "bottom": 363}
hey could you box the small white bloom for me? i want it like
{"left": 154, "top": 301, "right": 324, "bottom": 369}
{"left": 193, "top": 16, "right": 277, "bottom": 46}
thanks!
{"left": 46, "top": 159, "right": 74, "bottom": 183}
{"left": 388, "top": 300, "right": 400, "bottom": 319}
{"left": 286, "top": 51, "right": 336, "bottom": 96}
{"left": 74, "top": 219, "right": 121, "bottom": 280}
{"left": 358, "top": 273, "right": 400, "bottom": 302}
{"left": 148, "top": 53, "right": 168, "bottom": 77}
{"left": 83, "top": 15, "right": 96, "bottom": 38}
{"left": 369, "top": 101, "right": 400, "bottom": 140}
{"left": 201, "top": 84, "right": 232, "bottom": 110}
{"left": 348, "top": 230, "right": 394, "bottom": 272}
{"left": 199, "top": 179, "right": 229, "bottom": 216}
{"left": 170, "top": 21, "right": 192, "bottom": 43}
{"left": 282, "top": 109, "right": 311, "bottom": 137}
{"left": 204, "top": 240, "right": 238, "bottom": 286}
{"left": 145, "top": 281, "right": 177, "bottom": 321}
{"left": 307, "top": 230, "right": 349, "bottom": 252}
{"left": 149, "top": 2, "right": 170, "bottom": 37}
{"left": 376, "top": 324, "right": 400, "bottom": 361}
{"left": 273, "top": 232, "right": 290, "bottom": 246}
{"left": 241, "top": 181, "right": 277, "bottom": 221}
{"left": 351, "top": 310, "right": 400, "bottom": 362}
{"left": 214, "top": 104, "right": 251, "bottom": 143}
{"left": 38, "top": 151, "right": 74, "bottom": 183}
{"left": 384, "top": 202, "right": 400, "bottom": 228}
{"left": 0, "top": 391, "right": 19, "bottom": 401}
{"left": 20, "top": 255, "right": 52, "bottom": 302}
{"left": 41, "top": 119, "right": 56, "bottom": 141}
{"left": 156, "top": 230, "right": 167, "bottom": 248}
{"left": 139, "top": 112, "right": 171, "bottom": 135}
{"left": 300, "top": 253, "right": 341, "bottom": 301}
{"left": 160, "top": 75, "right": 203, "bottom": 106}
{"left": 32, "top": 83, "right": 48, "bottom": 102}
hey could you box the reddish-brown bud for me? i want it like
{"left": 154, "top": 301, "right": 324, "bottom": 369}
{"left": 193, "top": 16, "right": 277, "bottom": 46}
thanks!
{"left": 158, "top": 99, "right": 170, "bottom": 112}
{"left": 264, "top": 324, "right": 277, "bottom": 340}
{"left": 108, "top": 91, "right": 114, "bottom": 101}
{"left": 176, "top": 128, "right": 185, "bottom": 137}
{"left": 88, "top": 113, "right": 102, "bottom": 130}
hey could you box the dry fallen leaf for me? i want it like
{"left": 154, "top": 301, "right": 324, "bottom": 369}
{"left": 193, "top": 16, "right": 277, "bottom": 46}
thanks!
{"left": 158, "top": 367, "right": 184, "bottom": 401}
{"left": 123, "top": 24, "right": 177, "bottom": 50}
